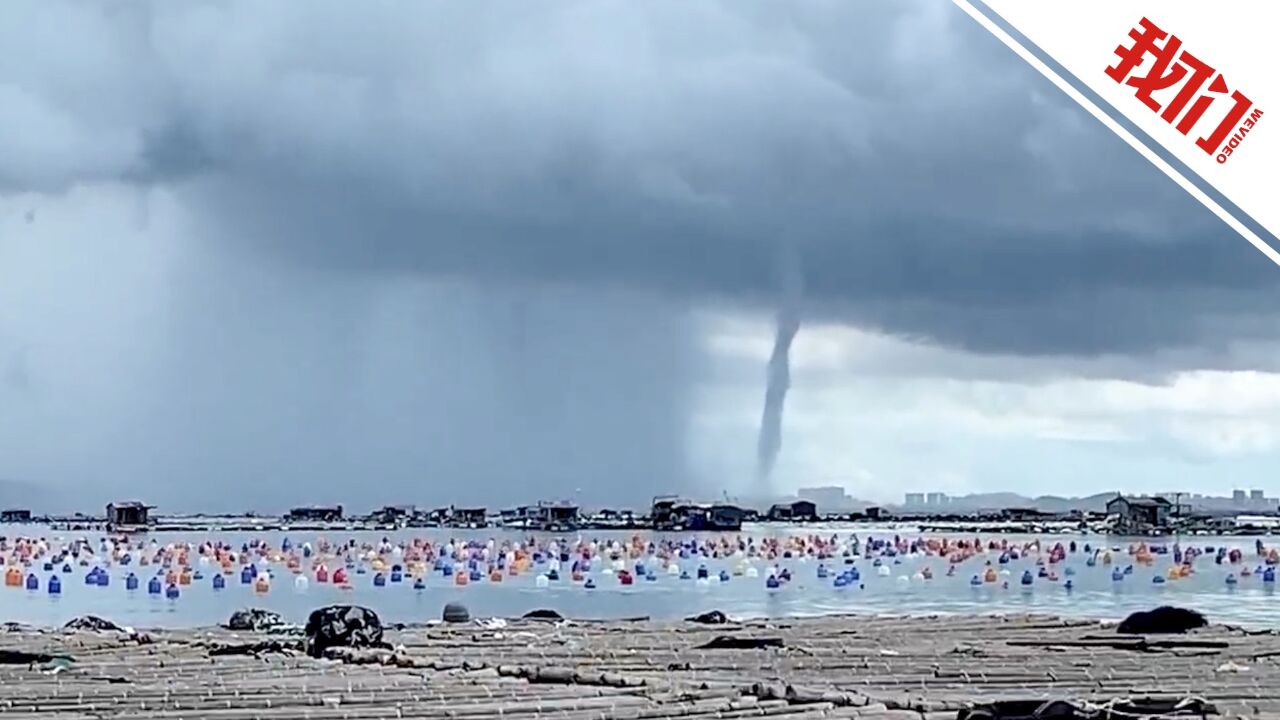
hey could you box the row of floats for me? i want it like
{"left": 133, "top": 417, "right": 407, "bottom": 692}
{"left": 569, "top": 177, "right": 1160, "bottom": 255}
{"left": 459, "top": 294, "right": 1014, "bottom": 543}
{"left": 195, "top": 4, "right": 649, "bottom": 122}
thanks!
{"left": 2, "top": 535, "right": 1278, "bottom": 598}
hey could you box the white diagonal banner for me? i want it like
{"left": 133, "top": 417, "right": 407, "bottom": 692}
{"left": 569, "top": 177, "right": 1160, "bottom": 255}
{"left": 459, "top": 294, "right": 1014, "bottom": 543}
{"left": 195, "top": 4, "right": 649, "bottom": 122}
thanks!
{"left": 955, "top": 1, "right": 1279, "bottom": 265}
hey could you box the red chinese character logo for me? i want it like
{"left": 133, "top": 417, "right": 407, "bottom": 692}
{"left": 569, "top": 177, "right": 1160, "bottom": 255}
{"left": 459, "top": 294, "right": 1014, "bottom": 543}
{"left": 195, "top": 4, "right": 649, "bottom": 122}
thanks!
{"left": 1106, "top": 18, "right": 1261, "bottom": 160}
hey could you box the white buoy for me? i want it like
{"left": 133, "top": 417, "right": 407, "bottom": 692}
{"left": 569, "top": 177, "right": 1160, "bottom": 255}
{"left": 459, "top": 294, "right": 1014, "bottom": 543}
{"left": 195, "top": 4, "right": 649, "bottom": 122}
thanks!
{"left": 535, "top": 574, "right": 550, "bottom": 588}
{"left": 877, "top": 565, "right": 891, "bottom": 577}
{"left": 745, "top": 566, "right": 760, "bottom": 578}
{"left": 668, "top": 563, "right": 681, "bottom": 576}
{"left": 294, "top": 575, "right": 309, "bottom": 591}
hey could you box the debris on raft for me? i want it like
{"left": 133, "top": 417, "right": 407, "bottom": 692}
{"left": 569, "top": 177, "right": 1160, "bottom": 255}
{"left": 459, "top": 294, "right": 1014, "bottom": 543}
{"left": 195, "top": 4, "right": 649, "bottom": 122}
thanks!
{"left": 957, "top": 696, "right": 1216, "bottom": 719}
{"left": 1117, "top": 606, "right": 1208, "bottom": 635}
{"left": 225, "top": 608, "right": 288, "bottom": 633}
{"left": 0, "top": 650, "right": 73, "bottom": 665}
{"left": 63, "top": 616, "right": 125, "bottom": 633}
{"left": 686, "top": 610, "right": 730, "bottom": 625}
{"left": 695, "top": 635, "right": 783, "bottom": 650}
{"left": 207, "top": 639, "right": 304, "bottom": 657}
{"left": 442, "top": 602, "right": 470, "bottom": 624}
{"left": 521, "top": 609, "right": 564, "bottom": 621}
{"left": 303, "top": 605, "right": 387, "bottom": 658}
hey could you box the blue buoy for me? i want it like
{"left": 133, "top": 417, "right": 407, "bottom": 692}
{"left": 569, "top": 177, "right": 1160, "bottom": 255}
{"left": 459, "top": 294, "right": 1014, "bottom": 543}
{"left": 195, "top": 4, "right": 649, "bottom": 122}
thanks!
{"left": 43, "top": 562, "right": 53, "bottom": 572}
{"left": 697, "top": 565, "right": 708, "bottom": 580}
{"left": 1064, "top": 579, "right": 1074, "bottom": 591}
{"left": 679, "top": 570, "right": 690, "bottom": 580}
{"left": 849, "top": 568, "right": 861, "bottom": 581}
{"left": 1020, "top": 570, "right": 1033, "bottom": 586}
{"left": 212, "top": 574, "right": 226, "bottom": 590}
{"left": 125, "top": 573, "right": 139, "bottom": 591}
{"left": 413, "top": 577, "right": 426, "bottom": 590}
{"left": 1111, "top": 568, "right": 1124, "bottom": 582}
{"left": 719, "top": 570, "right": 730, "bottom": 582}
{"left": 240, "top": 567, "right": 253, "bottom": 584}
{"left": 765, "top": 575, "right": 781, "bottom": 589}
{"left": 25, "top": 573, "right": 38, "bottom": 591}
{"left": 468, "top": 570, "right": 482, "bottom": 582}
{"left": 1063, "top": 567, "right": 1076, "bottom": 576}
{"left": 165, "top": 583, "right": 180, "bottom": 599}
{"left": 584, "top": 578, "right": 596, "bottom": 589}
{"left": 833, "top": 575, "right": 849, "bottom": 588}
{"left": 193, "top": 571, "right": 204, "bottom": 581}
{"left": 390, "top": 570, "right": 403, "bottom": 583}
{"left": 85, "top": 569, "right": 100, "bottom": 585}
{"left": 817, "top": 565, "right": 829, "bottom": 579}
{"left": 47, "top": 575, "right": 61, "bottom": 595}
{"left": 1226, "top": 574, "right": 1239, "bottom": 585}
{"left": 547, "top": 569, "right": 560, "bottom": 581}
{"left": 96, "top": 571, "right": 109, "bottom": 587}
{"left": 970, "top": 575, "right": 982, "bottom": 586}
{"left": 645, "top": 571, "right": 657, "bottom": 582}
{"left": 1264, "top": 568, "right": 1276, "bottom": 584}
{"left": 1152, "top": 575, "right": 1166, "bottom": 584}
{"left": 148, "top": 576, "right": 162, "bottom": 594}
{"left": 373, "top": 573, "right": 387, "bottom": 587}
{"left": 62, "top": 563, "right": 72, "bottom": 573}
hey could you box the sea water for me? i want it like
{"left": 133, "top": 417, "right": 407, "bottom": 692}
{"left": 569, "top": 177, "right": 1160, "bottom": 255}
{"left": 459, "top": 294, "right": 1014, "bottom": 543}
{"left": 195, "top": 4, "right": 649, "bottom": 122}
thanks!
{"left": 1, "top": 524, "right": 1275, "bottom": 628}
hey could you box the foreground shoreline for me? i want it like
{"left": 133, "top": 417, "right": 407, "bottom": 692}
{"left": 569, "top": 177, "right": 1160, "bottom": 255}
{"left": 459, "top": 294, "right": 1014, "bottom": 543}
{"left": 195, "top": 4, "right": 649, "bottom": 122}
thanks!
{"left": 3, "top": 611, "right": 1278, "bottom": 718}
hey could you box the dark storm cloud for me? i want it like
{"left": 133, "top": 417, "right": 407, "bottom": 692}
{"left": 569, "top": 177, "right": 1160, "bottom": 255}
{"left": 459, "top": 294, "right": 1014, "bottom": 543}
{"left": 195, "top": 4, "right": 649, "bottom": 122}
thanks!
{"left": 3, "top": 0, "right": 1272, "bottom": 362}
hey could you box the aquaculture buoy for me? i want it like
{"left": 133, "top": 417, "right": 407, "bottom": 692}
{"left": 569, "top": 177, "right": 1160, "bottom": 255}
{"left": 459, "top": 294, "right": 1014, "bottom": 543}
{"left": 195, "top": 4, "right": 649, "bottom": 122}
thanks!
{"left": 970, "top": 575, "right": 982, "bottom": 586}
{"left": 1226, "top": 574, "right": 1239, "bottom": 585}
{"left": 96, "top": 570, "right": 109, "bottom": 587}
{"left": 240, "top": 566, "right": 253, "bottom": 584}
{"left": 454, "top": 571, "right": 469, "bottom": 586}
{"left": 1064, "top": 579, "right": 1074, "bottom": 591}
{"left": 165, "top": 583, "right": 180, "bottom": 599}
{"left": 584, "top": 577, "right": 596, "bottom": 589}
{"left": 332, "top": 568, "right": 348, "bottom": 585}
{"left": 148, "top": 576, "right": 162, "bottom": 594}
{"left": 413, "top": 577, "right": 426, "bottom": 590}
{"left": 212, "top": 574, "right": 226, "bottom": 590}
{"left": 1152, "top": 575, "right": 1166, "bottom": 584}
{"left": 47, "top": 575, "right": 61, "bottom": 595}
{"left": 765, "top": 575, "right": 781, "bottom": 590}
{"left": 719, "top": 570, "right": 730, "bottom": 583}
{"left": 373, "top": 572, "right": 387, "bottom": 587}
{"left": 25, "top": 573, "right": 38, "bottom": 591}
{"left": 125, "top": 573, "right": 139, "bottom": 591}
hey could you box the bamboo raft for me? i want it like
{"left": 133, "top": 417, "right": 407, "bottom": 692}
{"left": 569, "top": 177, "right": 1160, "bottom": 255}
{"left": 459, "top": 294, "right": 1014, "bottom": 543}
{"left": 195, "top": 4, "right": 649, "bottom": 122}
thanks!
{"left": 2, "top": 612, "right": 1278, "bottom": 718}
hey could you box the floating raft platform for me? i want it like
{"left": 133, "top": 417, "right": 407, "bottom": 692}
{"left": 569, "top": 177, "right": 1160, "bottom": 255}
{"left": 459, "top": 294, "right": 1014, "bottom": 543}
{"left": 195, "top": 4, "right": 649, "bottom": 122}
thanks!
{"left": 2, "top": 612, "right": 1279, "bottom": 718}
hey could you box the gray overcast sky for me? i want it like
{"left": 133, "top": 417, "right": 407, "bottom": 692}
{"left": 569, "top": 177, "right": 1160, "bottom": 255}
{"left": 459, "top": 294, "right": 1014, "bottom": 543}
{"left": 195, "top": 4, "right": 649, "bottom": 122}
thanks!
{"left": 2, "top": 0, "right": 1278, "bottom": 513}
